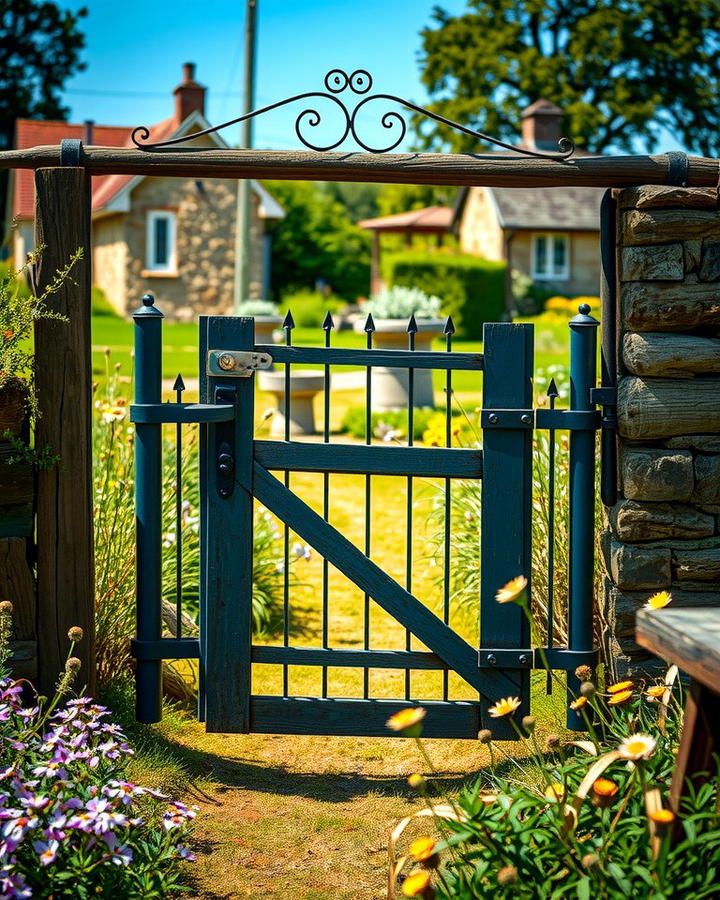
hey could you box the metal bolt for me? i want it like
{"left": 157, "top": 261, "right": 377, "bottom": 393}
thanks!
{"left": 218, "top": 353, "right": 236, "bottom": 371}
{"left": 518, "top": 654, "right": 528, "bottom": 665}
{"left": 219, "top": 488, "right": 230, "bottom": 498}
{"left": 487, "top": 653, "right": 497, "bottom": 665}
{"left": 520, "top": 414, "right": 532, "bottom": 425}
{"left": 488, "top": 413, "right": 498, "bottom": 425}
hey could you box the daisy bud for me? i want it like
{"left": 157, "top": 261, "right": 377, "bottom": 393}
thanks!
{"left": 0, "top": 600, "right": 13, "bottom": 615}
{"left": 521, "top": 715, "right": 536, "bottom": 734}
{"left": 575, "top": 665, "right": 592, "bottom": 681}
{"left": 546, "top": 735, "right": 561, "bottom": 749}
{"left": 65, "top": 657, "right": 82, "bottom": 673}
{"left": 478, "top": 729, "right": 493, "bottom": 744}
{"left": 580, "top": 681, "right": 596, "bottom": 697}
{"left": 497, "top": 866, "right": 518, "bottom": 886}
{"left": 67, "top": 626, "right": 84, "bottom": 642}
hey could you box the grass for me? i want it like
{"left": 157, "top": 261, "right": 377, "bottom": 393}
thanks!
{"left": 94, "top": 304, "right": 580, "bottom": 898}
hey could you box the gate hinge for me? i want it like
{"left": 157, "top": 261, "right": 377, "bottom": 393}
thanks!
{"left": 481, "top": 409, "right": 534, "bottom": 429}
{"left": 589, "top": 386, "right": 617, "bottom": 407}
{"left": 478, "top": 647, "right": 599, "bottom": 670}
{"left": 207, "top": 349, "right": 273, "bottom": 377}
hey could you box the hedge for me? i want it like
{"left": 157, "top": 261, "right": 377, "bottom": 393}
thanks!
{"left": 382, "top": 252, "right": 507, "bottom": 339}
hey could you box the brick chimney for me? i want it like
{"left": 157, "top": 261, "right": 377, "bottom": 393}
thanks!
{"left": 174, "top": 62, "right": 206, "bottom": 123}
{"left": 521, "top": 99, "right": 563, "bottom": 151}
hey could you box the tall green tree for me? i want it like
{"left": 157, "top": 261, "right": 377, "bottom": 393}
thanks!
{"left": 418, "top": 0, "right": 720, "bottom": 155}
{"left": 0, "top": 1, "right": 87, "bottom": 235}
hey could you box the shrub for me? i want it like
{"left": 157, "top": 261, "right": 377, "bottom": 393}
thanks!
{"left": 0, "top": 603, "right": 195, "bottom": 897}
{"left": 383, "top": 251, "right": 506, "bottom": 339}
{"left": 388, "top": 591, "right": 720, "bottom": 899}
{"left": 91, "top": 286, "right": 119, "bottom": 318}
{"left": 235, "top": 299, "right": 280, "bottom": 317}
{"left": 279, "top": 290, "right": 341, "bottom": 328}
{"left": 364, "top": 286, "right": 442, "bottom": 320}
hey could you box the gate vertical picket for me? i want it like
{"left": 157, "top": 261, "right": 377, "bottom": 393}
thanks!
{"left": 201, "top": 316, "right": 255, "bottom": 732}
{"left": 480, "top": 323, "right": 534, "bottom": 738}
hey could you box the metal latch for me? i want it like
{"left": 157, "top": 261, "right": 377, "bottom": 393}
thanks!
{"left": 207, "top": 349, "right": 273, "bottom": 377}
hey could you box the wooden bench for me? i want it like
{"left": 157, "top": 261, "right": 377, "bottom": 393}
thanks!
{"left": 636, "top": 607, "right": 720, "bottom": 814}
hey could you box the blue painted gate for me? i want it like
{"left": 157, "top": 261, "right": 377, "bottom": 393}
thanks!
{"left": 131, "top": 296, "right": 601, "bottom": 740}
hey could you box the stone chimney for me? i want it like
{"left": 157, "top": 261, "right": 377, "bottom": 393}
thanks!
{"left": 174, "top": 62, "right": 206, "bottom": 123}
{"left": 521, "top": 99, "right": 563, "bottom": 151}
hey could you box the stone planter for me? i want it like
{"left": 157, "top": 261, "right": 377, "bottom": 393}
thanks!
{"left": 0, "top": 377, "right": 29, "bottom": 438}
{"left": 258, "top": 370, "right": 325, "bottom": 436}
{"left": 251, "top": 315, "right": 284, "bottom": 349}
{"left": 353, "top": 318, "right": 444, "bottom": 410}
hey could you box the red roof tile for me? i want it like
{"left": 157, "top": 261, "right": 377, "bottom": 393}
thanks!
{"left": 358, "top": 205, "right": 453, "bottom": 232}
{"left": 12, "top": 117, "right": 176, "bottom": 219}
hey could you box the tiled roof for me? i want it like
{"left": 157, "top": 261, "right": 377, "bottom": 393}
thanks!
{"left": 488, "top": 185, "right": 605, "bottom": 231}
{"left": 358, "top": 205, "right": 453, "bottom": 232}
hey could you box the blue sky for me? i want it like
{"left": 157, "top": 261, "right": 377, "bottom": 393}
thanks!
{"left": 59, "top": 0, "right": 467, "bottom": 152}
{"left": 59, "top": 0, "right": 683, "bottom": 154}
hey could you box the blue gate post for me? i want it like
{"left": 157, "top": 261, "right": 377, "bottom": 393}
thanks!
{"left": 133, "top": 294, "right": 164, "bottom": 724}
{"left": 567, "top": 303, "right": 599, "bottom": 729}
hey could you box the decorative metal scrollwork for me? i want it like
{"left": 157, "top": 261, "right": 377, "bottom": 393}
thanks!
{"left": 131, "top": 69, "right": 575, "bottom": 159}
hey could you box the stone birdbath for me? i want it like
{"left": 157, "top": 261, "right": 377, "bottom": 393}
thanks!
{"left": 258, "top": 369, "right": 326, "bottom": 436}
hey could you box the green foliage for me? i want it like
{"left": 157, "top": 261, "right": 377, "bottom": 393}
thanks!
{"left": 93, "top": 363, "right": 289, "bottom": 686}
{"left": 263, "top": 180, "right": 371, "bottom": 301}
{"left": 417, "top": 0, "right": 720, "bottom": 156}
{"left": 0, "top": 605, "right": 194, "bottom": 897}
{"left": 384, "top": 251, "right": 506, "bottom": 339}
{"left": 393, "top": 663, "right": 720, "bottom": 898}
{"left": 320, "top": 181, "right": 382, "bottom": 222}
{"left": 279, "top": 290, "right": 341, "bottom": 328}
{"left": 235, "top": 299, "right": 280, "bottom": 317}
{"left": 365, "top": 285, "right": 442, "bottom": 320}
{"left": 91, "top": 286, "right": 119, "bottom": 318}
{"left": 375, "top": 183, "right": 457, "bottom": 217}
{"left": 340, "top": 405, "right": 437, "bottom": 442}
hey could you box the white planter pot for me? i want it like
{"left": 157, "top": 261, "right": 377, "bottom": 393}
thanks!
{"left": 354, "top": 317, "right": 445, "bottom": 410}
{"left": 251, "top": 315, "right": 284, "bottom": 348}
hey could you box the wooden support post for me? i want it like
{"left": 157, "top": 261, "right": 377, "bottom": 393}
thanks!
{"left": 33, "top": 167, "right": 95, "bottom": 696}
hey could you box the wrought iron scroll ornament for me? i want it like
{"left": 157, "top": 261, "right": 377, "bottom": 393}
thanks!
{"left": 131, "top": 68, "right": 576, "bottom": 159}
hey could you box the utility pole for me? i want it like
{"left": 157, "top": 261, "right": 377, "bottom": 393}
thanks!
{"left": 233, "top": 0, "right": 257, "bottom": 311}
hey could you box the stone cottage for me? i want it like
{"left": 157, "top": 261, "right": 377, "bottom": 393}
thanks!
{"left": 8, "top": 63, "right": 284, "bottom": 320}
{"left": 452, "top": 100, "right": 604, "bottom": 304}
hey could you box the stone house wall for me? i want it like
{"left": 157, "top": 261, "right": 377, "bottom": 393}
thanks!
{"left": 92, "top": 214, "right": 127, "bottom": 316}
{"left": 604, "top": 185, "right": 720, "bottom": 675}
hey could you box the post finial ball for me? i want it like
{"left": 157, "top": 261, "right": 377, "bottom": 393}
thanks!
{"left": 142, "top": 293, "right": 155, "bottom": 307}
{"left": 578, "top": 303, "right": 591, "bottom": 315}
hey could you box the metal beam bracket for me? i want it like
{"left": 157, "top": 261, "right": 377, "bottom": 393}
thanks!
{"left": 207, "top": 349, "right": 273, "bottom": 377}
{"left": 481, "top": 408, "right": 534, "bottom": 429}
{"left": 478, "top": 647, "right": 599, "bottom": 670}
{"left": 535, "top": 409, "right": 601, "bottom": 431}
{"left": 590, "top": 386, "right": 617, "bottom": 407}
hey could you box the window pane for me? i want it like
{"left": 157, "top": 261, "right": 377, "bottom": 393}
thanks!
{"left": 553, "top": 237, "right": 567, "bottom": 273}
{"left": 154, "top": 218, "right": 169, "bottom": 267}
{"left": 535, "top": 236, "right": 547, "bottom": 274}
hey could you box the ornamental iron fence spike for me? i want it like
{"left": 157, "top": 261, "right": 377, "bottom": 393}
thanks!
{"left": 322, "top": 310, "right": 335, "bottom": 331}
{"left": 173, "top": 372, "right": 186, "bottom": 394}
{"left": 443, "top": 315, "right": 456, "bottom": 335}
{"left": 547, "top": 377, "right": 559, "bottom": 399}
{"left": 282, "top": 310, "right": 295, "bottom": 330}
{"left": 131, "top": 68, "right": 576, "bottom": 159}
{"left": 364, "top": 312, "right": 376, "bottom": 333}
{"left": 406, "top": 313, "right": 418, "bottom": 334}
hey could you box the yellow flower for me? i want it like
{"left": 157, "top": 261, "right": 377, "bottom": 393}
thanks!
{"left": 618, "top": 734, "right": 657, "bottom": 761}
{"left": 608, "top": 689, "right": 633, "bottom": 706}
{"left": 402, "top": 868, "right": 432, "bottom": 897}
{"left": 409, "top": 836, "right": 437, "bottom": 862}
{"left": 488, "top": 696, "right": 521, "bottom": 718}
{"left": 544, "top": 782, "right": 565, "bottom": 802}
{"left": 495, "top": 576, "right": 528, "bottom": 605}
{"left": 2, "top": 329, "right": 14, "bottom": 341}
{"left": 648, "top": 808, "right": 675, "bottom": 825}
{"left": 102, "top": 405, "right": 126, "bottom": 423}
{"left": 570, "top": 696, "right": 587, "bottom": 711}
{"left": 646, "top": 591, "right": 672, "bottom": 610}
{"left": 645, "top": 685, "right": 666, "bottom": 699}
{"left": 407, "top": 774, "right": 426, "bottom": 790}
{"left": 592, "top": 778, "right": 619, "bottom": 808}
{"left": 607, "top": 680, "right": 633, "bottom": 694}
{"left": 386, "top": 707, "right": 426, "bottom": 737}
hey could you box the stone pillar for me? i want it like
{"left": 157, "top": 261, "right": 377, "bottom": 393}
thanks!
{"left": 604, "top": 185, "right": 720, "bottom": 677}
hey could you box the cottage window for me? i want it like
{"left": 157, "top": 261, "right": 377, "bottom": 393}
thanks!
{"left": 532, "top": 234, "right": 568, "bottom": 280}
{"left": 146, "top": 211, "right": 177, "bottom": 273}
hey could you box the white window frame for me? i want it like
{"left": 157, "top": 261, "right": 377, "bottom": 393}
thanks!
{"left": 531, "top": 233, "right": 569, "bottom": 281}
{"left": 146, "top": 210, "right": 177, "bottom": 274}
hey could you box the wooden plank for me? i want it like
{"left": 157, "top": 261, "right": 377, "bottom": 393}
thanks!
{"left": 252, "top": 462, "right": 486, "bottom": 694}
{"left": 250, "top": 696, "right": 481, "bottom": 738}
{"left": 252, "top": 646, "right": 448, "bottom": 670}
{"left": 204, "top": 316, "right": 255, "bottom": 733}
{"left": 254, "top": 344, "right": 483, "bottom": 371}
{"left": 0, "top": 538, "right": 35, "bottom": 644}
{"left": 0, "top": 146, "right": 717, "bottom": 188}
{"left": 480, "top": 323, "right": 534, "bottom": 738}
{"left": 0, "top": 444, "right": 33, "bottom": 507}
{"left": 34, "top": 167, "right": 95, "bottom": 696}
{"left": 669, "top": 680, "right": 720, "bottom": 817}
{"left": 636, "top": 608, "right": 720, "bottom": 692}
{"left": 254, "top": 441, "right": 482, "bottom": 479}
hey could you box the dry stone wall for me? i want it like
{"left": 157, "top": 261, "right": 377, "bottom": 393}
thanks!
{"left": 605, "top": 185, "right": 720, "bottom": 675}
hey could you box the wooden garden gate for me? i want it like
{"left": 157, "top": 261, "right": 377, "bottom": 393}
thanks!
{"left": 131, "top": 297, "right": 601, "bottom": 740}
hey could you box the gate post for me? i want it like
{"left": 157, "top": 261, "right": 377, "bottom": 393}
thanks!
{"left": 480, "top": 322, "right": 534, "bottom": 739}
{"left": 133, "top": 294, "right": 164, "bottom": 724}
{"left": 567, "top": 304, "right": 599, "bottom": 729}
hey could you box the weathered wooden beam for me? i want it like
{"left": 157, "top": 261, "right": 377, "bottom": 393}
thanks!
{"left": 0, "top": 146, "right": 718, "bottom": 188}
{"left": 618, "top": 376, "right": 720, "bottom": 439}
{"left": 34, "top": 167, "right": 95, "bottom": 696}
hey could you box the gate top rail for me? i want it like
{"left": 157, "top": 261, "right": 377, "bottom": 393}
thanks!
{"left": 0, "top": 145, "right": 717, "bottom": 188}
